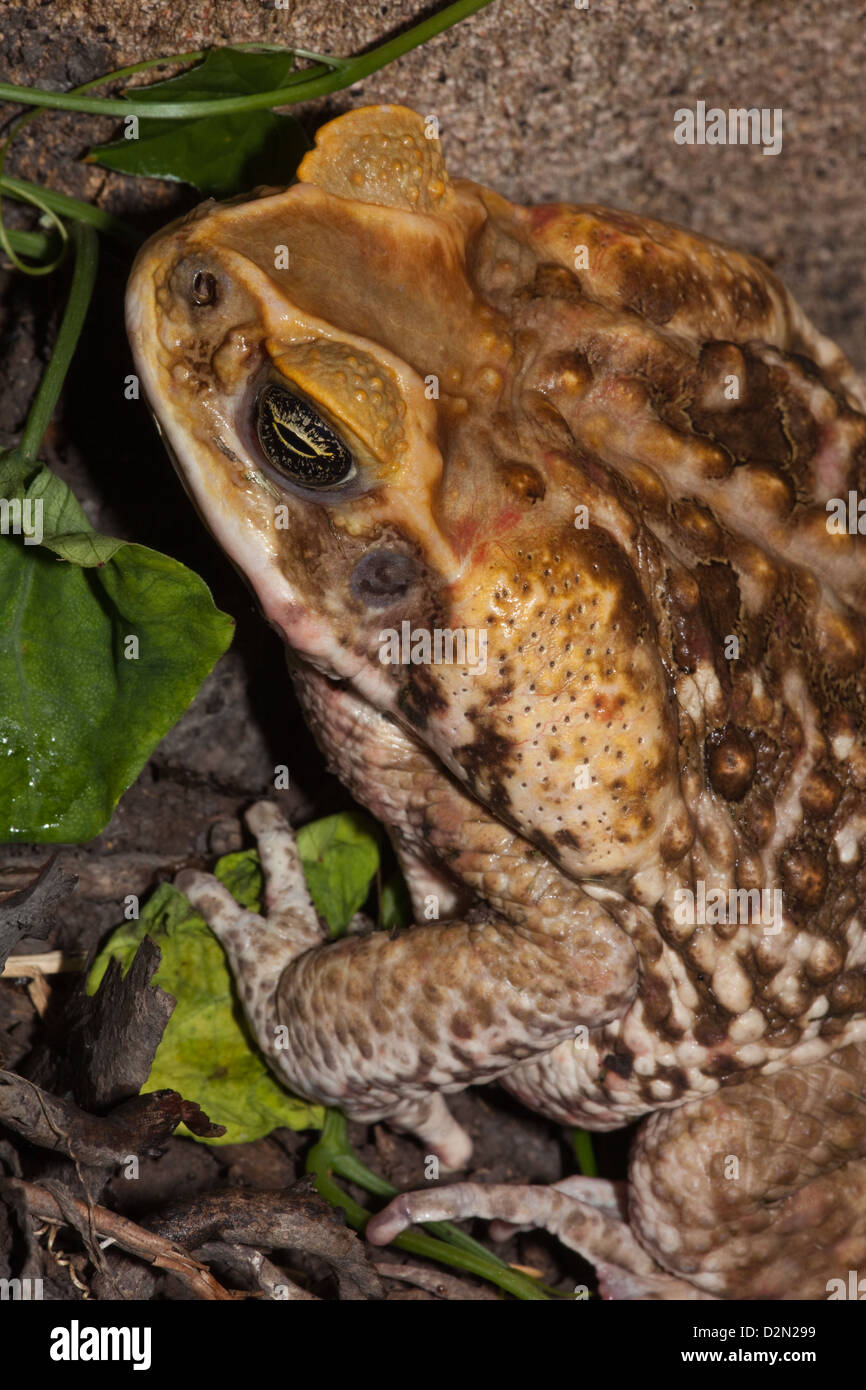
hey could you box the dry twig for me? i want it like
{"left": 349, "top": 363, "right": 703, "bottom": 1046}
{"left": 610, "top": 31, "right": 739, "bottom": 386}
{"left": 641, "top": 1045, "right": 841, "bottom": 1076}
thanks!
{"left": 3, "top": 1177, "right": 240, "bottom": 1300}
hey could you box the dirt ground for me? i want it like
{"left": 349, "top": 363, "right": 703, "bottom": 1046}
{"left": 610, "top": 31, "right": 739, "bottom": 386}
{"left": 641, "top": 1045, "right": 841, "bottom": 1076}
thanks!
{"left": 0, "top": 0, "right": 863, "bottom": 1300}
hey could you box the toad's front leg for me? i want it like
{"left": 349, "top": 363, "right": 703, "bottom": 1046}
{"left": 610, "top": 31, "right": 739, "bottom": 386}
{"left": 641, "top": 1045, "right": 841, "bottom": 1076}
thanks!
{"left": 178, "top": 799, "right": 636, "bottom": 1168}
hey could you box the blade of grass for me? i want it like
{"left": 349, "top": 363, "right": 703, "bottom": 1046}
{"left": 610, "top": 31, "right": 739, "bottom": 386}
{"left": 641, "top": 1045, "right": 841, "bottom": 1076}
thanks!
{"left": 572, "top": 1127, "right": 598, "bottom": 1176}
{"left": 325, "top": 1134, "right": 509, "bottom": 1262}
{"left": 306, "top": 1110, "right": 559, "bottom": 1300}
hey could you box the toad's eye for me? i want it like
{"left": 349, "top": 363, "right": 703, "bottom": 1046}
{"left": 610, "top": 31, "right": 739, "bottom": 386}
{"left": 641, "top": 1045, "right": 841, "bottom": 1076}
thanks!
{"left": 255, "top": 383, "right": 355, "bottom": 489}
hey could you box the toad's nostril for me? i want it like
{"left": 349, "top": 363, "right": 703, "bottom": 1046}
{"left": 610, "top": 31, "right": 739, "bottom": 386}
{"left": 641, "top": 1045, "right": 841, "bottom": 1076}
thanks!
{"left": 350, "top": 550, "right": 418, "bottom": 608}
{"left": 191, "top": 269, "right": 217, "bottom": 306}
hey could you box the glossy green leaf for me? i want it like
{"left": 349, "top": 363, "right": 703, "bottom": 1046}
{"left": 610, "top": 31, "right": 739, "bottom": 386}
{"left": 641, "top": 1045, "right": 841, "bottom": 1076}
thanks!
{"left": 296, "top": 811, "right": 380, "bottom": 936}
{"left": 0, "top": 455, "right": 234, "bottom": 841}
{"left": 86, "top": 48, "right": 310, "bottom": 196}
{"left": 88, "top": 857, "right": 323, "bottom": 1144}
{"left": 123, "top": 48, "right": 302, "bottom": 104}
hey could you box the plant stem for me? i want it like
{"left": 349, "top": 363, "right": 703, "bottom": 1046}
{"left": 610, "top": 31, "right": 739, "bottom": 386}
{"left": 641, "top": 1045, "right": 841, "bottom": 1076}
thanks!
{"left": 0, "top": 0, "right": 496, "bottom": 118}
{"left": 17, "top": 223, "right": 99, "bottom": 463}
{"left": 0, "top": 47, "right": 287, "bottom": 267}
{"left": 0, "top": 175, "right": 140, "bottom": 245}
{"left": 42, "top": 41, "right": 328, "bottom": 96}
{"left": 0, "top": 48, "right": 181, "bottom": 270}
{"left": 1, "top": 226, "right": 56, "bottom": 260}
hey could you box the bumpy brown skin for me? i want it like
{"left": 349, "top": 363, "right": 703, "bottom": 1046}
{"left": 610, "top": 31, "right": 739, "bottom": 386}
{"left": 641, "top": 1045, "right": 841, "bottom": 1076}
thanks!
{"left": 127, "top": 106, "right": 866, "bottom": 1298}
{"left": 630, "top": 1040, "right": 866, "bottom": 1298}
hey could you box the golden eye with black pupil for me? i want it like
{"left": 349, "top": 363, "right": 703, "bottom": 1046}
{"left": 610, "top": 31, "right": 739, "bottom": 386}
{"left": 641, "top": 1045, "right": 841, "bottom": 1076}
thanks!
{"left": 255, "top": 383, "right": 355, "bottom": 489}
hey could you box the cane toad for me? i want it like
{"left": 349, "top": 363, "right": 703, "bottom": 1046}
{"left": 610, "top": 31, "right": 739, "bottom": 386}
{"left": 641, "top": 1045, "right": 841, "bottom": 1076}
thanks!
{"left": 126, "top": 105, "right": 866, "bottom": 1299}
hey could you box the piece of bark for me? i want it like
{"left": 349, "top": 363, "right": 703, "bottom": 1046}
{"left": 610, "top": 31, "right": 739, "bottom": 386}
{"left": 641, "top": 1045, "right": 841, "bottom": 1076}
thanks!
{"left": 0, "top": 1070, "right": 224, "bottom": 1165}
{"left": 0, "top": 857, "right": 76, "bottom": 974}
{"left": 146, "top": 1184, "right": 382, "bottom": 1301}
{"left": 25, "top": 937, "right": 174, "bottom": 1110}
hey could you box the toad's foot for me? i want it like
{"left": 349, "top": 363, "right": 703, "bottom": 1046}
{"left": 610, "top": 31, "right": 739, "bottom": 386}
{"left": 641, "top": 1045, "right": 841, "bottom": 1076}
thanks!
{"left": 177, "top": 802, "right": 472, "bottom": 1168}
{"left": 178, "top": 798, "right": 635, "bottom": 1169}
{"left": 365, "top": 1176, "right": 714, "bottom": 1300}
{"left": 369, "top": 1042, "right": 866, "bottom": 1299}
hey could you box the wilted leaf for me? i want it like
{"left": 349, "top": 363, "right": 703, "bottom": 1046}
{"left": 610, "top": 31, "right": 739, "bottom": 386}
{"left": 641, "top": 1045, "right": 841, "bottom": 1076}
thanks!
{"left": 0, "top": 454, "right": 234, "bottom": 841}
{"left": 89, "top": 856, "right": 323, "bottom": 1144}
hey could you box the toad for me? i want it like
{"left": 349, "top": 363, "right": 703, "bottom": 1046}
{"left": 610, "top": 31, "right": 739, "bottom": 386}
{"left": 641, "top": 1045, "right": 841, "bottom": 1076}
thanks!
{"left": 126, "top": 105, "right": 866, "bottom": 1299}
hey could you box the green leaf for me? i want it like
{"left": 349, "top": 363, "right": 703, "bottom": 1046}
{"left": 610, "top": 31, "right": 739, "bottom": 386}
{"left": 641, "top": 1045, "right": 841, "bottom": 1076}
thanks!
{"left": 0, "top": 457, "right": 234, "bottom": 841}
{"left": 0, "top": 453, "right": 124, "bottom": 565}
{"left": 212, "top": 847, "right": 264, "bottom": 911}
{"left": 88, "top": 861, "right": 323, "bottom": 1144}
{"left": 296, "top": 811, "right": 380, "bottom": 936}
{"left": 88, "top": 111, "right": 309, "bottom": 198}
{"left": 86, "top": 48, "right": 311, "bottom": 196}
{"left": 124, "top": 48, "right": 301, "bottom": 103}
